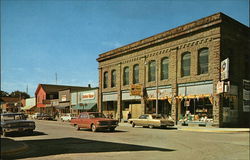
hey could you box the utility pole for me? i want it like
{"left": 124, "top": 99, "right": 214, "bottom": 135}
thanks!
{"left": 55, "top": 73, "right": 58, "bottom": 84}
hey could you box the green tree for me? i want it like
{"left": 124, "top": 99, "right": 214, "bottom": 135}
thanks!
{"left": 0, "top": 90, "right": 9, "bottom": 97}
{"left": 10, "top": 91, "right": 30, "bottom": 99}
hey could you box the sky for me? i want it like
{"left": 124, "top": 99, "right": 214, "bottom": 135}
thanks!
{"left": 1, "top": 0, "right": 249, "bottom": 97}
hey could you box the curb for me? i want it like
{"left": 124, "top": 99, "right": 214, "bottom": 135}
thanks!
{"left": 178, "top": 128, "right": 250, "bottom": 133}
{"left": 1, "top": 142, "right": 29, "bottom": 156}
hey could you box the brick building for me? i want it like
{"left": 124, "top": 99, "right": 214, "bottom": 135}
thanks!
{"left": 96, "top": 12, "right": 249, "bottom": 127}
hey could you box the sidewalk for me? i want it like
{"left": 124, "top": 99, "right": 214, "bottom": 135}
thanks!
{"left": 177, "top": 126, "right": 250, "bottom": 133}
{"left": 118, "top": 122, "right": 250, "bottom": 133}
{"left": 1, "top": 138, "right": 29, "bottom": 156}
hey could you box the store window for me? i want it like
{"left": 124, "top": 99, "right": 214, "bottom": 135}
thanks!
{"left": 161, "top": 57, "right": 169, "bottom": 80}
{"left": 198, "top": 48, "right": 209, "bottom": 74}
{"left": 148, "top": 60, "right": 156, "bottom": 82}
{"left": 111, "top": 70, "right": 116, "bottom": 87}
{"left": 181, "top": 52, "right": 191, "bottom": 77}
{"left": 133, "top": 64, "right": 139, "bottom": 84}
{"left": 104, "top": 72, "right": 108, "bottom": 88}
{"left": 123, "top": 67, "right": 129, "bottom": 86}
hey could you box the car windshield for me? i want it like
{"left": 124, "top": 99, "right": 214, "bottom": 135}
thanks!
{"left": 89, "top": 113, "right": 106, "bottom": 118}
{"left": 1, "top": 114, "right": 26, "bottom": 121}
{"left": 151, "top": 115, "right": 164, "bottom": 119}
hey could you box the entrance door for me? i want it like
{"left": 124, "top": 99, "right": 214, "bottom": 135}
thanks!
{"left": 130, "top": 104, "right": 142, "bottom": 119}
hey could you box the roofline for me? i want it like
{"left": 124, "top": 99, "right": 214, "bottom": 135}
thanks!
{"left": 96, "top": 12, "right": 248, "bottom": 62}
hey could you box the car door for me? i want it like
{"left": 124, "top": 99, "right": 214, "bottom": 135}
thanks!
{"left": 137, "top": 115, "right": 148, "bottom": 126}
{"left": 80, "top": 113, "right": 88, "bottom": 128}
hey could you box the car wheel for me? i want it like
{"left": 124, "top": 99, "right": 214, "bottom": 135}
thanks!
{"left": 149, "top": 125, "right": 154, "bottom": 129}
{"left": 91, "top": 124, "right": 97, "bottom": 132}
{"left": 109, "top": 127, "right": 115, "bottom": 132}
{"left": 75, "top": 124, "right": 80, "bottom": 131}
{"left": 132, "top": 122, "right": 135, "bottom": 127}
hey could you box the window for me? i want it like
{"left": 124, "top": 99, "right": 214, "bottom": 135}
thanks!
{"left": 181, "top": 52, "right": 191, "bottom": 77}
{"left": 123, "top": 67, "right": 129, "bottom": 85}
{"left": 198, "top": 48, "right": 209, "bottom": 74}
{"left": 161, "top": 57, "right": 169, "bottom": 80}
{"left": 111, "top": 70, "right": 116, "bottom": 87}
{"left": 103, "top": 72, "right": 108, "bottom": 88}
{"left": 148, "top": 60, "right": 156, "bottom": 82}
{"left": 133, "top": 64, "right": 139, "bottom": 84}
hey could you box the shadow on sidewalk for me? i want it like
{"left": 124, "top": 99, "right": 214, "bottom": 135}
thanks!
{"left": 2, "top": 137, "right": 175, "bottom": 159}
{"left": 3, "top": 131, "right": 47, "bottom": 137}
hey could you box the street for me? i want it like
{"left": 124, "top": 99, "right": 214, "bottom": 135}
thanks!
{"left": 2, "top": 120, "right": 249, "bottom": 160}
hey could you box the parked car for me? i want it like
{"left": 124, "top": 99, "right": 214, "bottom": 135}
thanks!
{"left": 37, "top": 113, "right": 54, "bottom": 120}
{"left": 71, "top": 112, "right": 119, "bottom": 132}
{"left": 31, "top": 113, "right": 42, "bottom": 119}
{"left": 0, "top": 113, "right": 36, "bottom": 136}
{"left": 128, "top": 114, "right": 175, "bottom": 128}
{"left": 60, "top": 113, "right": 76, "bottom": 122}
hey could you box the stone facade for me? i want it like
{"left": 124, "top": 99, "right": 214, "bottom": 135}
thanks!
{"left": 97, "top": 12, "right": 250, "bottom": 127}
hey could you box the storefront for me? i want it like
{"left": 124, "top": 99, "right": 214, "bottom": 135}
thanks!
{"left": 71, "top": 88, "right": 98, "bottom": 116}
{"left": 177, "top": 81, "right": 214, "bottom": 125}
{"left": 145, "top": 86, "right": 172, "bottom": 116}
{"left": 102, "top": 92, "right": 117, "bottom": 119}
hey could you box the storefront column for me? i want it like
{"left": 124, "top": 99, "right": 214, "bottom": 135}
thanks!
{"left": 98, "top": 67, "right": 103, "bottom": 112}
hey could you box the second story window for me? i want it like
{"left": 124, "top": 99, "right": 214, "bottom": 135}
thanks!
{"left": 123, "top": 67, "right": 129, "bottom": 86}
{"left": 133, "top": 64, "right": 139, "bottom": 84}
{"left": 198, "top": 48, "right": 209, "bottom": 74}
{"left": 111, "top": 70, "right": 116, "bottom": 87}
{"left": 104, "top": 72, "right": 108, "bottom": 88}
{"left": 161, "top": 57, "right": 169, "bottom": 80}
{"left": 148, "top": 60, "right": 156, "bottom": 82}
{"left": 181, "top": 52, "right": 191, "bottom": 77}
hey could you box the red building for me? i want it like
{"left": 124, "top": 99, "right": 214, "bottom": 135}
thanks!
{"left": 35, "top": 84, "right": 90, "bottom": 116}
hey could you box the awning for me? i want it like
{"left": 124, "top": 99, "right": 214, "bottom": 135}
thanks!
{"left": 21, "top": 106, "right": 35, "bottom": 110}
{"left": 55, "top": 106, "right": 70, "bottom": 109}
{"left": 72, "top": 103, "right": 97, "bottom": 110}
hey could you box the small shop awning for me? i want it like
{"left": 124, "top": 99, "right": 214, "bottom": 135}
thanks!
{"left": 72, "top": 103, "right": 96, "bottom": 110}
{"left": 21, "top": 105, "right": 35, "bottom": 110}
{"left": 55, "top": 106, "right": 69, "bottom": 109}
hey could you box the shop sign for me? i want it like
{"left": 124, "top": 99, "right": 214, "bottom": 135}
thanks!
{"left": 61, "top": 95, "right": 67, "bottom": 102}
{"left": 216, "top": 81, "right": 224, "bottom": 94}
{"left": 243, "top": 79, "right": 250, "bottom": 112}
{"left": 130, "top": 84, "right": 142, "bottom": 96}
{"left": 221, "top": 58, "right": 229, "bottom": 80}
{"left": 82, "top": 92, "right": 95, "bottom": 100}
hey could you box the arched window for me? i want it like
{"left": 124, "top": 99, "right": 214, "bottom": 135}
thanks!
{"left": 123, "top": 67, "right": 129, "bottom": 85}
{"left": 103, "top": 72, "right": 108, "bottom": 88}
{"left": 133, "top": 64, "right": 139, "bottom": 84}
{"left": 161, "top": 57, "right": 169, "bottom": 80}
{"left": 198, "top": 48, "right": 209, "bottom": 74}
{"left": 148, "top": 60, "right": 156, "bottom": 82}
{"left": 111, "top": 70, "right": 116, "bottom": 87}
{"left": 181, "top": 52, "right": 191, "bottom": 77}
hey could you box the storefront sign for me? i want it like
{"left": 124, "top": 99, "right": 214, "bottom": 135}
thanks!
{"left": 82, "top": 92, "right": 95, "bottom": 100}
{"left": 221, "top": 58, "right": 229, "bottom": 80}
{"left": 243, "top": 79, "right": 250, "bottom": 112}
{"left": 61, "top": 95, "right": 67, "bottom": 102}
{"left": 130, "top": 84, "right": 142, "bottom": 96}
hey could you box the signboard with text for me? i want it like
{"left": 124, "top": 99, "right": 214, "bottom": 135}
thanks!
{"left": 82, "top": 92, "right": 95, "bottom": 100}
{"left": 130, "top": 84, "right": 142, "bottom": 96}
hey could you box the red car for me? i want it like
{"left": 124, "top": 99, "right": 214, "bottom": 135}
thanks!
{"left": 71, "top": 112, "right": 119, "bottom": 132}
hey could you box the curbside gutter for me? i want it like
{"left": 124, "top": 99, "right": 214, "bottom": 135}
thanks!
{"left": 177, "top": 127, "right": 250, "bottom": 133}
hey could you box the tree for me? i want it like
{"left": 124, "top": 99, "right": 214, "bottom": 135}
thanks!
{"left": 0, "top": 90, "right": 9, "bottom": 97}
{"left": 9, "top": 91, "right": 30, "bottom": 99}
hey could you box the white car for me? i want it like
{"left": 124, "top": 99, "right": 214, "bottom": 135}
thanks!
{"left": 60, "top": 113, "right": 75, "bottom": 122}
{"left": 31, "top": 113, "right": 42, "bottom": 119}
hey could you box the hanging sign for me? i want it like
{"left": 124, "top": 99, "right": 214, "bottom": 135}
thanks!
{"left": 130, "top": 84, "right": 142, "bottom": 96}
{"left": 217, "top": 81, "right": 224, "bottom": 94}
{"left": 221, "top": 58, "right": 229, "bottom": 80}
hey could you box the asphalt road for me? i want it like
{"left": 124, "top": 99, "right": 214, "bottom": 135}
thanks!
{"left": 2, "top": 120, "right": 249, "bottom": 160}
